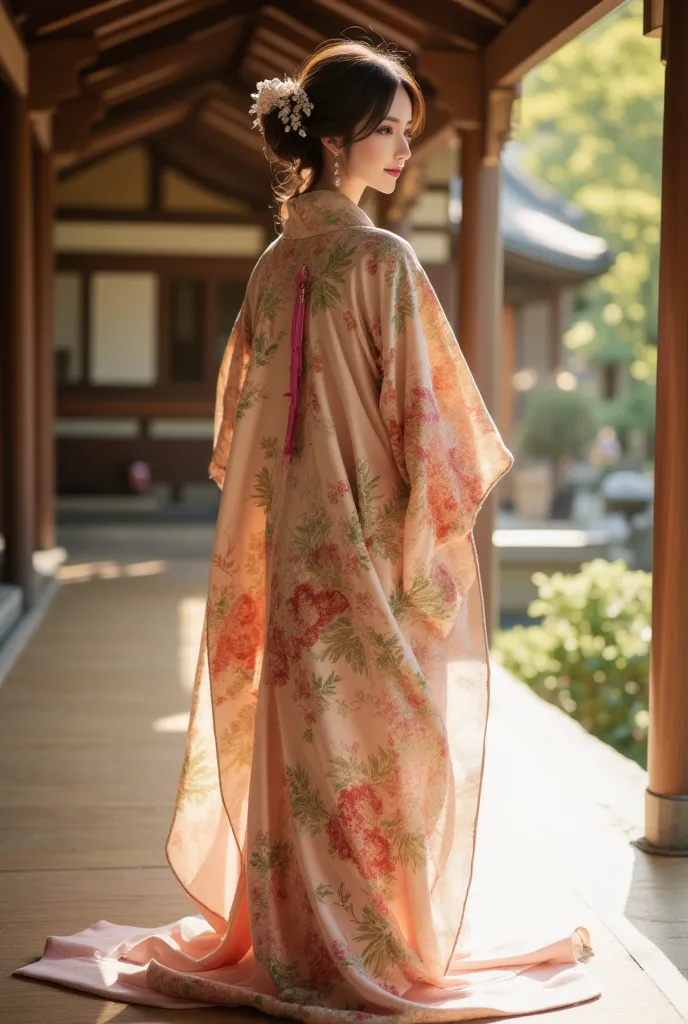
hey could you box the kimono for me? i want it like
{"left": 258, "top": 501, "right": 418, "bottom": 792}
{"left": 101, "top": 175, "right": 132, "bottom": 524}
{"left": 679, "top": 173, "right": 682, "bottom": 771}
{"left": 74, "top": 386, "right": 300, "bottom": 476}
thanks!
{"left": 15, "top": 189, "right": 600, "bottom": 1020}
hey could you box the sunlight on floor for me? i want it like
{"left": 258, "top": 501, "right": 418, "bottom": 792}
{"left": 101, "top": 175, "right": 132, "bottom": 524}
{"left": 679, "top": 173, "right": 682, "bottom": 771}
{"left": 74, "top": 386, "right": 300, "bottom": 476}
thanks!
{"left": 95, "top": 996, "right": 128, "bottom": 1022}
{"left": 177, "top": 596, "right": 206, "bottom": 693}
{"left": 150, "top": 597, "right": 204, "bottom": 733}
{"left": 57, "top": 559, "right": 169, "bottom": 582}
{"left": 153, "top": 710, "right": 191, "bottom": 733}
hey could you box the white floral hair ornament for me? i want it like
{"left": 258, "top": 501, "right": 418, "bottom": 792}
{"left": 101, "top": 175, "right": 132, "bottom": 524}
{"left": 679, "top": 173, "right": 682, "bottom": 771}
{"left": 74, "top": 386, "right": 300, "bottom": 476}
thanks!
{"left": 249, "top": 77, "right": 314, "bottom": 138}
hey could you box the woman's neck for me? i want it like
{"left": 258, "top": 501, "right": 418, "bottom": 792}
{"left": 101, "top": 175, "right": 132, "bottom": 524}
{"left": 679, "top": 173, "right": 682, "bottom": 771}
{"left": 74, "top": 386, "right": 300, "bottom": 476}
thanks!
{"left": 310, "top": 180, "right": 364, "bottom": 206}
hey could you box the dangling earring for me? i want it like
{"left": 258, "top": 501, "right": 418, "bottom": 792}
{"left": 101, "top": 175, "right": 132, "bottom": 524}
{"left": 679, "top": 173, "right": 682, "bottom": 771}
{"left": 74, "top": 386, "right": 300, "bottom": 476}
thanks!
{"left": 334, "top": 154, "right": 341, "bottom": 188}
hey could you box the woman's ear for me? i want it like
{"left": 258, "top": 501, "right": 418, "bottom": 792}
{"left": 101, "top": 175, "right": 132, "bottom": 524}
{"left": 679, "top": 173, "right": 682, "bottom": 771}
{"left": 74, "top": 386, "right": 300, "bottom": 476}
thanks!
{"left": 321, "top": 137, "right": 338, "bottom": 158}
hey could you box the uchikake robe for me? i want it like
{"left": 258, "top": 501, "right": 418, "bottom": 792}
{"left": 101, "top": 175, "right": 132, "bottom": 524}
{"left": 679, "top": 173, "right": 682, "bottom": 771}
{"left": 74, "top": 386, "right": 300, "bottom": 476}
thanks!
{"left": 14, "top": 189, "right": 600, "bottom": 1022}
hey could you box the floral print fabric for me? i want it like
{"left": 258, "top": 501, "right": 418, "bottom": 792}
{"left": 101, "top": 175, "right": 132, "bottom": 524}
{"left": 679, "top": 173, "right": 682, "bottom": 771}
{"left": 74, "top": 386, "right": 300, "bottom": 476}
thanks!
{"left": 14, "top": 189, "right": 600, "bottom": 1021}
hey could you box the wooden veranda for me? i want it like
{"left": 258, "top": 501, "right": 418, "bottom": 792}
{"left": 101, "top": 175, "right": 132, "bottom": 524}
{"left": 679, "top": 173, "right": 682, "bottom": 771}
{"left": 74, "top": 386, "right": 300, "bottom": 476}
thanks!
{"left": 0, "top": 0, "right": 685, "bottom": 866}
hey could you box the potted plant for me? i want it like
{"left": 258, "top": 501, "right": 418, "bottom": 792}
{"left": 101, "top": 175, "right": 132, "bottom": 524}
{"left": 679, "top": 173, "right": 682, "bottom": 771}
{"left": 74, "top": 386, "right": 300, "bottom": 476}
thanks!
{"left": 514, "top": 384, "right": 599, "bottom": 520}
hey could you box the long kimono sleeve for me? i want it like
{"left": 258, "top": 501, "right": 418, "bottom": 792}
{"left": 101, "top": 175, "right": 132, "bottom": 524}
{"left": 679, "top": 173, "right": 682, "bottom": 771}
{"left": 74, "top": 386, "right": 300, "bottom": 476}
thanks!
{"left": 374, "top": 236, "right": 514, "bottom": 634}
{"left": 209, "top": 300, "right": 252, "bottom": 489}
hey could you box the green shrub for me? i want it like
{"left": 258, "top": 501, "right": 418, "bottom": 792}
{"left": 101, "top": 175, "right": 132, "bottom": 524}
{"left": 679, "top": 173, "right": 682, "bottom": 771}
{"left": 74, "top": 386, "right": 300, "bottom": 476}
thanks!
{"left": 518, "top": 385, "right": 599, "bottom": 473}
{"left": 494, "top": 558, "right": 651, "bottom": 767}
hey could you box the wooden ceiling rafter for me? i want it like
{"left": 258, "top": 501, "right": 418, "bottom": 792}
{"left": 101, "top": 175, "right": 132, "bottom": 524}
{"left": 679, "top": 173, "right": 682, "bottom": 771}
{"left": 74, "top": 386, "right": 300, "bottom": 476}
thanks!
{"left": 252, "top": 28, "right": 311, "bottom": 66}
{"left": 91, "top": 0, "right": 240, "bottom": 50}
{"left": 260, "top": 5, "right": 324, "bottom": 51}
{"left": 83, "top": 18, "right": 245, "bottom": 106}
{"left": 56, "top": 94, "right": 193, "bottom": 170}
{"left": 29, "top": 37, "right": 99, "bottom": 112}
{"left": 199, "top": 87, "right": 268, "bottom": 153}
{"left": 85, "top": 7, "right": 246, "bottom": 78}
{"left": 295, "top": 0, "right": 420, "bottom": 55}
{"left": 151, "top": 131, "right": 272, "bottom": 210}
{"left": 383, "top": 0, "right": 497, "bottom": 49}
{"left": 12, "top": 0, "right": 625, "bottom": 206}
{"left": 241, "top": 52, "right": 292, "bottom": 85}
{"left": 485, "top": 0, "right": 627, "bottom": 88}
{"left": 449, "top": 0, "right": 512, "bottom": 25}
{"left": 14, "top": 0, "right": 145, "bottom": 35}
{"left": 198, "top": 105, "right": 264, "bottom": 150}
{"left": 53, "top": 69, "right": 218, "bottom": 168}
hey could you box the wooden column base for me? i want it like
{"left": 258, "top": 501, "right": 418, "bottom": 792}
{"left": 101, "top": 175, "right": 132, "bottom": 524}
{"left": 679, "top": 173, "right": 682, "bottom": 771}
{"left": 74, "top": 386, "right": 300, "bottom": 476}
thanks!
{"left": 632, "top": 789, "right": 688, "bottom": 856}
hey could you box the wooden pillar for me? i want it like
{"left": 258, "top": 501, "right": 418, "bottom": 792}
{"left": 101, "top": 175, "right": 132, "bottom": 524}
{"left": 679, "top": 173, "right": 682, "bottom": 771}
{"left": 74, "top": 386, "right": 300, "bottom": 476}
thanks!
{"left": 640, "top": 0, "right": 688, "bottom": 854}
{"left": 33, "top": 139, "right": 56, "bottom": 552}
{"left": 458, "top": 128, "right": 505, "bottom": 642}
{"left": 500, "top": 305, "right": 517, "bottom": 448}
{"left": 0, "top": 90, "right": 36, "bottom": 605}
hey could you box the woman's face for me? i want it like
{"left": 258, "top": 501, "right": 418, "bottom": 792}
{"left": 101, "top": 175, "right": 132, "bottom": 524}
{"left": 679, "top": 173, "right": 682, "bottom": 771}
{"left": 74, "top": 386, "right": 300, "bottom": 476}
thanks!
{"left": 334, "top": 83, "right": 414, "bottom": 199}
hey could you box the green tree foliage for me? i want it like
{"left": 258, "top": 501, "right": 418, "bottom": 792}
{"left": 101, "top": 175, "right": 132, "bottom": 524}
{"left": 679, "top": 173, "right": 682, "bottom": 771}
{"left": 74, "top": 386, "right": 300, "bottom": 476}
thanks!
{"left": 514, "top": 0, "right": 663, "bottom": 386}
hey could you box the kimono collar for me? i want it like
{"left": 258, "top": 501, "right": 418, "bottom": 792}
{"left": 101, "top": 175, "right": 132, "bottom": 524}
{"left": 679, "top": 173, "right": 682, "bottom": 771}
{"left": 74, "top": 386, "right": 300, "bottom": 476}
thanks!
{"left": 282, "top": 189, "right": 374, "bottom": 238}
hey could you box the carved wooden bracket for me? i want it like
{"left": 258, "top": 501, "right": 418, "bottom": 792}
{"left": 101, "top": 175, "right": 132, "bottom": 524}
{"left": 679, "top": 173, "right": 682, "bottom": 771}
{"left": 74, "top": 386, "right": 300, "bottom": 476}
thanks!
{"left": 417, "top": 48, "right": 517, "bottom": 163}
{"left": 415, "top": 47, "right": 513, "bottom": 162}
{"left": 417, "top": 51, "right": 482, "bottom": 129}
{"left": 644, "top": 0, "right": 664, "bottom": 37}
{"left": 29, "top": 38, "right": 99, "bottom": 112}
{"left": 484, "top": 85, "right": 517, "bottom": 165}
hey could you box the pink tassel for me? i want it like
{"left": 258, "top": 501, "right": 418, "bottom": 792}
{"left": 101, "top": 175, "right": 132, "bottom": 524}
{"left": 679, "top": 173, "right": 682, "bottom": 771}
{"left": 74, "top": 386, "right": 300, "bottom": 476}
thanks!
{"left": 283, "top": 264, "right": 311, "bottom": 461}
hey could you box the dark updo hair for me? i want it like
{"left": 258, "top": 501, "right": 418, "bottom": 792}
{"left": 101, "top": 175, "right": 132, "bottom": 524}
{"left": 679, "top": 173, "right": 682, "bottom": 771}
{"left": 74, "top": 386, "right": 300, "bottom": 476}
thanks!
{"left": 257, "top": 38, "right": 426, "bottom": 224}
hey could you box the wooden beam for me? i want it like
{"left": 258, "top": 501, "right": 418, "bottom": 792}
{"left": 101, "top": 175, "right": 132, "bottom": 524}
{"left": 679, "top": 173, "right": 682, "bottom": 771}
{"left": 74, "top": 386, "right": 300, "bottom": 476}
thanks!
{"left": 55, "top": 96, "right": 192, "bottom": 170}
{"left": 154, "top": 128, "right": 272, "bottom": 207}
{"left": 84, "top": 14, "right": 244, "bottom": 105}
{"left": 252, "top": 27, "right": 310, "bottom": 65}
{"left": 479, "top": 0, "right": 519, "bottom": 13}
{"left": 0, "top": 91, "right": 36, "bottom": 603}
{"left": 458, "top": 127, "right": 505, "bottom": 642}
{"left": 53, "top": 92, "right": 104, "bottom": 155}
{"left": 269, "top": 0, "right": 350, "bottom": 53}
{"left": 484, "top": 84, "right": 516, "bottom": 164}
{"left": 16, "top": 0, "right": 154, "bottom": 35}
{"left": 417, "top": 50, "right": 516, "bottom": 158}
{"left": 258, "top": 5, "right": 323, "bottom": 51}
{"left": 485, "top": 0, "right": 627, "bottom": 89}
{"left": 29, "top": 38, "right": 99, "bottom": 111}
{"left": 643, "top": 0, "right": 688, "bottom": 853}
{"left": 451, "top": 0, "right": 508, "bottom": 26}
{"left": 55, "top": 70, "right": 218, "bottom": 169}
{"left": 30, "top": 110, "right": 53, "bottom": 151}
{"left": 416, "top": 51, "right": 482, "bottom": 127}
{"left": 73, "top": 0, "right": 238, "bottom": 49}
{"left": 199, "top": 103, "right": 265, "bottom": 154}
{"left": 371, "top": 0, "right": 488, "bottom": 50}
{"left": 500, "top": 304, "right": 516, "bottom": 447}
{"left": 33, "top": 144, "right": 57, "bottom": 552}
{"left": 0, "top": 1, "right": 28, "bottom": 95}
{"left": 309, "top": 0, "right": 419, "bottom": 53}
{"left": 644, "top": 0, "right": 664, "bottom": 37}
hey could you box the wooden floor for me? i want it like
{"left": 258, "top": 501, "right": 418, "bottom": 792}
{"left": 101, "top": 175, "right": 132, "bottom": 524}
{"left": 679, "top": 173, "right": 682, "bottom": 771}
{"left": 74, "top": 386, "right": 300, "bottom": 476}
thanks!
{"left": 1, "top": 524, "right": 687, "bottom": 1023}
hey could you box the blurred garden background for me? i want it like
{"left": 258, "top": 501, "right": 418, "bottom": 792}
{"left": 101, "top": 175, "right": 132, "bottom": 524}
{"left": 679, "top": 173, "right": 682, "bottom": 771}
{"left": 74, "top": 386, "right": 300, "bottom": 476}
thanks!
{"left": 494, "top": 0, "right": 661, "bottom": 769}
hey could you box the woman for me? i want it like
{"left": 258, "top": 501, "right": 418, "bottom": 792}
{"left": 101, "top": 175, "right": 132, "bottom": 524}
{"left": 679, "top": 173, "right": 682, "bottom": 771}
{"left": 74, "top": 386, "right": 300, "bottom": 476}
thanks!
{"left": 15, "top": 39, "right": 599, "bottom": 1021}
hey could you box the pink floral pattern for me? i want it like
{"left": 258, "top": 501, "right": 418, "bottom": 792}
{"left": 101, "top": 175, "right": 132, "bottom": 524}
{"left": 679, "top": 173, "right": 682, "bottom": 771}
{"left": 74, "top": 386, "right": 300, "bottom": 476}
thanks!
{"left": 19, "top": 191, "right": 595, "bottom": 1022}
{"left": 169, "top": 189, "right": 519, "bottom": 1014}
